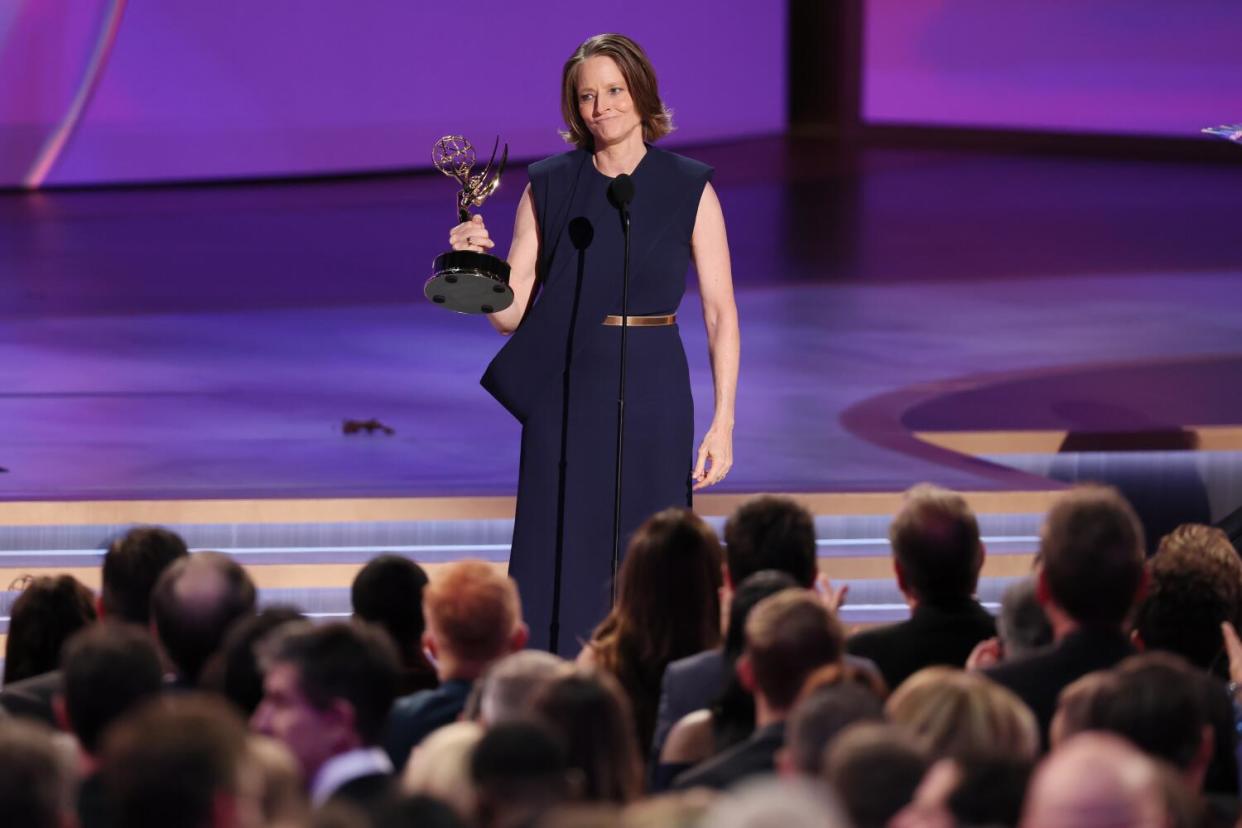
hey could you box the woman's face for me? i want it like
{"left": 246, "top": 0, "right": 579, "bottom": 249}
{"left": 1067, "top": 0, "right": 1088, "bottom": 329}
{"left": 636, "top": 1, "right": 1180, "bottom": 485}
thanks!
{"left": 576, "top": 55, "right": 642, "bottom": 149}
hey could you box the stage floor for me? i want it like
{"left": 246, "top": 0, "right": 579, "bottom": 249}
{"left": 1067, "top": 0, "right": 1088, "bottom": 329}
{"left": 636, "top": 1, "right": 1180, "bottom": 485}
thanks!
{"left": 2, "top": 136, "right": 1241, "bottom": 504}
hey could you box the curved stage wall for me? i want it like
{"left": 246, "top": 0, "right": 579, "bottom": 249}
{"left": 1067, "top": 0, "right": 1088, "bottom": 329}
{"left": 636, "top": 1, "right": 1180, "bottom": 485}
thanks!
{"left": 0, "top": 1, "right": 786, "bottom": 187}
{"left": 863, "top": 0, "right": 1242, "bottom": 138}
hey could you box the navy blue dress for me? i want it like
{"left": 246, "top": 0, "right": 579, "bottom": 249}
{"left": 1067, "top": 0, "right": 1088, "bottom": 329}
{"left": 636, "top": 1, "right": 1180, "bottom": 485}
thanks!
{"left": 482, "top": 146, "right": 712, "bottom": 653}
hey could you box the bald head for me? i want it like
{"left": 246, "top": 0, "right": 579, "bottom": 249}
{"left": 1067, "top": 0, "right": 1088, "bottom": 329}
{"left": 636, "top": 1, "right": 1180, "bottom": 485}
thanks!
{"left": 1021, "top": 733, "right": 1167, "bottom": 828}
{"left": 151, "top": 551, "right": 256, "bottom": 684}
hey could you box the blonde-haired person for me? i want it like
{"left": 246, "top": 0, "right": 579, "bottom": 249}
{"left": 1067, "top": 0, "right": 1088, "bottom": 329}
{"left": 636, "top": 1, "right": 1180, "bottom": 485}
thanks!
{"left": 459, "top": 33, "right": 740, "bottom": 655}
{"left": 886, "top": 666, "right": 1039, "bottom": 762}
{"left": 401, "top": 721, "right": 483, "bottom": 823}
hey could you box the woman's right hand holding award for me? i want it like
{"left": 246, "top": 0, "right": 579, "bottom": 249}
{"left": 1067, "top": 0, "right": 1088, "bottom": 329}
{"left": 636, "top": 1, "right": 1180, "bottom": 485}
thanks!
{"left": 425, "top": 135, "right": 514, "bottom": 314}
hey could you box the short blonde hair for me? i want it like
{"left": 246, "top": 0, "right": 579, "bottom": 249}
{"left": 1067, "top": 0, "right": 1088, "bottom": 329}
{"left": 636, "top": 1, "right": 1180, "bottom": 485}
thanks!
{"left": 425, "top": 561, "right": 521, "bottom": 662}
{"left": 560, "top": 34, "right": 674, "bottom": 149}
{"left": 886, "top": 667, "right": 1039, "bottom": 761}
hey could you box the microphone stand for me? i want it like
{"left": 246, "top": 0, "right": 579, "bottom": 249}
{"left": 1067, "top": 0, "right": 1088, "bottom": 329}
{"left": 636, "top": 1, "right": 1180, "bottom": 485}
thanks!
{"left": 610, "top": 176, "right": 633, "bottom": 604}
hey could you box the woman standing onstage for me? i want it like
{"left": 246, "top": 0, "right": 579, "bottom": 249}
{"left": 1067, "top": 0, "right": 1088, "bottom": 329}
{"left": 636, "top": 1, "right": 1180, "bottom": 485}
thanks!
{"left": 449, "top": 34, "right": 740, "bottom": 653}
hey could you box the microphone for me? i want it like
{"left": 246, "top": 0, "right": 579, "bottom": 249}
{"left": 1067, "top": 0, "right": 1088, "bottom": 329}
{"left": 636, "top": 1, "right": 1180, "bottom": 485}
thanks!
{"left": 608, "top": 174, "right": 635, "bottom": 214}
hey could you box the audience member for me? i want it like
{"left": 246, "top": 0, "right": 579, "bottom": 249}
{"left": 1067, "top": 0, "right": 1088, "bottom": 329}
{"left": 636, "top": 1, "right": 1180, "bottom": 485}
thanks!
{"left": 673, "top": 590, "right": 843, "bottom": 790}
{"left": 101, "top": 694, "right": 256, "bottom": 828}
{"left": 1135, "top": 523, "right": 1242, "bottom": 676}
{"left": 151, "top": 551, "right": 257, "bottom": 687}
{"left": 823, "top": 722, "right": 929, "bottom": 828}
{"left": 847, "top": 485, "right": 995, "bottom": 689}
{"left": 471, "top": 720, "right": 573, "bottom": 828}
{"left": 384, "top": 560, "right": 527, "bottom": 769}
{"left": 999, "top": 576, "right": 1053, "bottom": 659}
{"left": 1048, "top": 670, "right": 1117, "bottom": 749}
{"left": 887, "top": 666, "right": 1039, "bottom": 761}
{"left": 58, "top": 623, "right": 166, "bottom": 828}
{"left": 472, "top": 650, "right": 567, "bottom": 724}
{"left": 101, "top": 525, "right": 190, "bottom": 624}
{"left": 352, "top": 553, "right": 439, "bottom": 694}
{"left": 657, "top": 571, "right": 798, "bottom": 783}
{"left": 1083, "top": 653, "right": 1218, "bottom": 793}
{"left": 699, "top": 777, "right": 849, "bottom": 828}
{"left": 0, "top": 718, "right": 77, "bottom": 828}
{"left": 400, "top": 721, "right": 482, "bottom": 823}
{"left": 985, "top": 484, "right": 1146, "bottom": 742}
{"left": 3, "top": 573, "right": 96, "bottom": 685}
{"left": 2, "top": 525, "right": 187, "bottom": 723}
{"left": 1019, "top": 732, "right": 1170, "bottom": 828}
{"left": 779, "top": 672, "right": 885, "bottom": 776}
{"left": 201, "top": 605, "right": 307, "bottom": 716}
{"left": 532, "top": 669, "right": 643, "bottom": 803}
{"left": 581, "top": 508, "right": 723, "bottom": 755}
{"left": 246, "top": 733, "right": 309, "bottom": 828}
{"left": 652, "top": 496, "right": 818, "bottom": 758}
{"left": 968, "top": 576, "right": 1054, "bottom": 670}
{"left": 252, "top": 621, "right": 400, "bottom": 812}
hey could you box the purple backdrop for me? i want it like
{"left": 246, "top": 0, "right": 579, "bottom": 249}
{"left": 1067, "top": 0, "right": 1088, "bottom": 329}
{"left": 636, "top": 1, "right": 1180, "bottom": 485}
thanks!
{"left": 863, "top": 0, "right": 1242, "bottom": 137}
{"left": 0, "top": 1, "right": 786, "bottom": 187}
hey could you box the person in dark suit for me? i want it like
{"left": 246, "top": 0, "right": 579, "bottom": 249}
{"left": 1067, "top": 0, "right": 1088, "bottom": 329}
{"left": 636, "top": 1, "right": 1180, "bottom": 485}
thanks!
{"left": 984, "top": 484, "right": 1147, "bottom": 745}
{"left": 673, "top": 590, "right": 844, "bottom": 790}
{"left": 251, "top": 621, "right": 400, "bottom": 814}
{"left": 846, "top": 484, "right": 996, "bottom": 692}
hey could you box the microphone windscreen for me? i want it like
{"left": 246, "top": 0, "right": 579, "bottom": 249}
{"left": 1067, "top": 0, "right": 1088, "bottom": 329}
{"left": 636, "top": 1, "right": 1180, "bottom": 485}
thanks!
{"left": 608, "top": 173, "right": 635, "bottom": 207}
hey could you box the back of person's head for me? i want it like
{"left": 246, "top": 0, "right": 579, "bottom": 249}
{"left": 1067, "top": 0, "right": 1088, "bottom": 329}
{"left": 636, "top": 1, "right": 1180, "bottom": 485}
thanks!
{"left": 101, "top": 694, "right": 252, "bottom": 828}
{"left": 1084, "top": 652, "right": 1214, "bottom": 786}
{"left": 596, "top": 507, "right": 723, "bottom": 665}
{"left": 1039, "top": 484, "right": 1146, "bottom": 628}
{"left": 471, "top": 720, "right": 571, "bottom": 828}
{"left": 1050, "top": 670, "right": 1118, "bottom": 749}
{"left": 824, "top": 722, "right": 929, "bottom": 828}
{"left": 202, "top": 605, "right": 306, "bottom": 716}
{"left": 997, "top": 577, "right": 1052, "bottom": 660}
{"left": 1135, "top": 523, "right": 1242, "bottom": 672}
{"left": 701, "top": 776, "right": 850, "bottom": 828}
{"left": 886, "top": 667, "right": 1039, "bottom": 761}
{"left": 257, "top": 620, "right": 400, "bottom": 748}
{"left": 889, "top": 485, "right": 983, "bottom": 604}
{"left": 942, "top": 754, "right": 1035, "bottom": 828}
{"left": 401, "top": 721, "right": 483, "bottom": 822}
{"left": 784, "top": 680, "right": 885, "bottom": 776}
{"left": 1021, "top": 732, "right": 1169, "bottom": 828}
{"left": 61, "top": 622, "right": 164, "bottom": 756}
{"left": 351, "top": 554, "right": 430, "bottom": 658}
{"left": 722, "top": 570, "right": 799, "bottom": 660}
{"left": 102, "top": 525, "right": 189, "bottom": 624}
{"left": 743, "top": 591, "right": 844, "bottom": 711}
{"left": 3, "top": 573, "right": 96, "bottom": 684}
{"left": 424, "top": 560, "right": 525, "bottom": 665}
{"left": 150, "top": 551, "right": 257, "bottom": 684}
{"left": 0, "top": 719, "right": 76, "bottom": 828}
{"left": 724, "top": 496, "right": 818, "bottom": 587}
{"left": 530, "top": 669, "right": 642, "bottom": 804}
{"left": 477, "top": 650, "right": 568, "bottom": 724}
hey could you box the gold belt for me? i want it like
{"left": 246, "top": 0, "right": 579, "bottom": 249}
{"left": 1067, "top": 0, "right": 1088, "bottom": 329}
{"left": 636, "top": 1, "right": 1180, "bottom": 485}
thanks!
{"left": 602, "top": 313, "right": 677, "bottom": 327}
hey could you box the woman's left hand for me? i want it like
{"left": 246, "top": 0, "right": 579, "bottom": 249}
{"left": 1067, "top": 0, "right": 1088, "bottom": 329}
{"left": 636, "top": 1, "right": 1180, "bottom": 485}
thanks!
{"left": 692, "top": 425, "right": 733, "bottom": 490}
